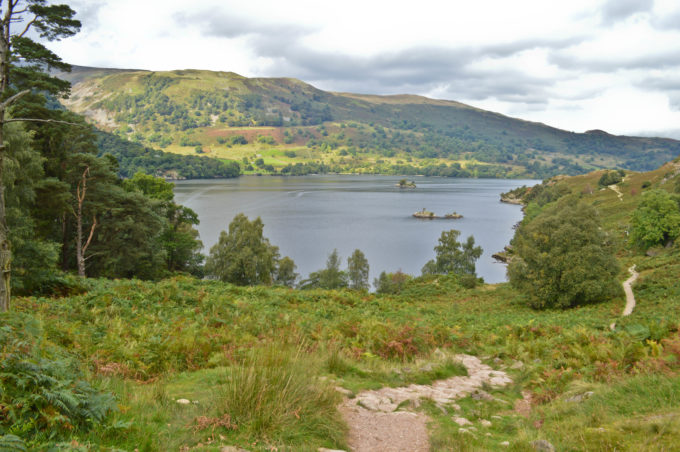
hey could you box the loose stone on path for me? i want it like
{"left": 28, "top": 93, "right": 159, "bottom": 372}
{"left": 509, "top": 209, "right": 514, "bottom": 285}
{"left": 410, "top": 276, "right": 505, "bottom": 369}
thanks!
{"left": 338, "top": 354, "right": 512, "bottom": 451}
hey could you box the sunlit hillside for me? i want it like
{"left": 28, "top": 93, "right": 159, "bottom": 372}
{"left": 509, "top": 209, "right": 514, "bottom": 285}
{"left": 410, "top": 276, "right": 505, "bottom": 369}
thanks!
{"left": 58, "top": 66, "right": 680, "bottom": 179}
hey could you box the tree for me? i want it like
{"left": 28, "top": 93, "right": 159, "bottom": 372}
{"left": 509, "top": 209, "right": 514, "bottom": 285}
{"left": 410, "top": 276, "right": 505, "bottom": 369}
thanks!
{"left": 3, "top": 121, "right": 60, "bottom": 294}
{"left": 422, "top": 229, "right": 482, "bottom": 277}
{"left": 274, "top": 256, "right": 298, "bottom": 287}
{"left": 347, "top": 249, "right": 369, "bottom": 290}
{"left": 299, "top": 249, "right": 348, "bottom": 290}
{"left": 0, "top": 0, "right": 80, "bottom": 311}
{"left": 205, "top": 214, "right": 280, "bottom": 285}
{"left": 508, "top": 196, "right": 621, "bottom": 309}
{"left": 374, "top": 270, "right": 411, "bottom": 294}
{"left": 123, "top": 172, "right": 204, "bottom": 275}
{"left": 629, "top": 189, "right": 680, "bottom": 249}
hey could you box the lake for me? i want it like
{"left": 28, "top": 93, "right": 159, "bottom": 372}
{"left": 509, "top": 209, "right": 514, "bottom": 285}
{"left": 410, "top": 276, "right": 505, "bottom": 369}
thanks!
{"left": 173, "top": 175, "right": 538, "bottom": 285}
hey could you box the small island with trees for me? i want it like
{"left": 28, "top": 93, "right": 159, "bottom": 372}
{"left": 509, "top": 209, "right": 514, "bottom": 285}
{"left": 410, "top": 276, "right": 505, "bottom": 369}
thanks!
{"left": 412, "top": 208, "right": 463, "bottom": 219}
{"left": 396, "top": 178, "right": 416, "bottom": 189}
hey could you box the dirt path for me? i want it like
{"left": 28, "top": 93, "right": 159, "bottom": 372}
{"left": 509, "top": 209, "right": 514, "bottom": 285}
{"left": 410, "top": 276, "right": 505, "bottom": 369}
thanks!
{"left": 338, "top": 354, "right": 512, "bottom": 452}
{"left": 609, "top": 183, "right": 623, "bottom": 201}
{"left": 622, "top": 265, "right": 639, "bottom": 316}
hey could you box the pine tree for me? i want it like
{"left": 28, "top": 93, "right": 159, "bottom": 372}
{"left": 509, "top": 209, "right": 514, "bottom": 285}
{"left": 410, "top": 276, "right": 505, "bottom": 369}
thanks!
{"left": 0, "top": 0, "right": 80, "bottom": 311}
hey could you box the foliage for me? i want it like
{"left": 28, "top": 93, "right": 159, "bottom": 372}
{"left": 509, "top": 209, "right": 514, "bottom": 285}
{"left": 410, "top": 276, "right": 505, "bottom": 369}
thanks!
{"left": 598, "top": 170, "right": 623, "bottom": 187}
{"left": 58, "top": 68, "right": 680, "bottom": 179}
{"left": 508, "top": 196, "right": 621, "bottom": 309}
{"left": 421, "top": 229, "right": 483, "bottom": 277}
{"left": 123, "top": 172, "right": 204, "bottom": 275}
{"left": 299, "top": 249, "right": 348, "bottom": 290}
{"left": 96, "top": 131, "right": 240, "bottom": 179}
{"left": 347, "top": 249, "right": 369, "bottom": 291}
{"left": 206, "top": 214, "right": 286, "bottom": 285}
{"left": 1, "top": 123, "right": 63, "bottom": 294}
{"left": 629, "top": 189, "right": 680, "bottom": 249}
{"left": 374, "top": 270, "right": 412, "bottom": 294}
{"left": 0, "top": 314, "right": 116, "bottom": 447}
{"left": 275, "top": 256, "right": 298, "bottom": 287}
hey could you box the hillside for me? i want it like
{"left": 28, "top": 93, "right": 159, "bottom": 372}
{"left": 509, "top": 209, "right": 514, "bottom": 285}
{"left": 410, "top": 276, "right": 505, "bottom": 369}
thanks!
{"left": 57, "top": 66, "right": 680, "bottom": 179}
{"left": 3, "top": 156, "right": 680, "bottom": 450}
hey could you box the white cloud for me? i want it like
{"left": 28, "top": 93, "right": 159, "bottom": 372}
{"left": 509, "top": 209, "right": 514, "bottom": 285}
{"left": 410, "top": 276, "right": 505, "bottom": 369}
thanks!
{"left": 44, "top": 0, "right": 680, "bottom": 137}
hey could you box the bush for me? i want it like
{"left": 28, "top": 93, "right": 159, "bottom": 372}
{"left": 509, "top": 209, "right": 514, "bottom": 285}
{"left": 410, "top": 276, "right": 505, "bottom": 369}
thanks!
{"left": 598, "top": 170, "right": 623, "bottom": 187}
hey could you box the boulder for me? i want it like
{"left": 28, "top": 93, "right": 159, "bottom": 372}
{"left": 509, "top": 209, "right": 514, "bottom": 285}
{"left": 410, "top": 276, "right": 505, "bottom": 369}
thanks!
{"left": 531, "top": 439, "right": 556, "bottom": 452}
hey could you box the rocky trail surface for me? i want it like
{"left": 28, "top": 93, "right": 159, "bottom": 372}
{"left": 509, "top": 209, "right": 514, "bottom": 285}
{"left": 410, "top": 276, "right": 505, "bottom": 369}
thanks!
{"left": 622, "top": 265, "right": 639, "bottom": 316}
{"left": 610, "top": 265, "right": 639, "bottom": 330}
{"left": 338, "top": 354, "right": 512, "bottom": 452}
{"left": 608, "top": 183, "right": 624, "bottom": 201}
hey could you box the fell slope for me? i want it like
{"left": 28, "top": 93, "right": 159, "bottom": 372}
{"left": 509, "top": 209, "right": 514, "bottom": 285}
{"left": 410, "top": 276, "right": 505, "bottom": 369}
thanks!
{"left": 57, "top": 66, "right": 680, "bottom": 178}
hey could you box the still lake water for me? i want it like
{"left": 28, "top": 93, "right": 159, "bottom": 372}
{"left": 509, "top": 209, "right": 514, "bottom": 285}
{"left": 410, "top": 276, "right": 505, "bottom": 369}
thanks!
{"left": 174, "top": 175, "right": 538, "bottom": 285}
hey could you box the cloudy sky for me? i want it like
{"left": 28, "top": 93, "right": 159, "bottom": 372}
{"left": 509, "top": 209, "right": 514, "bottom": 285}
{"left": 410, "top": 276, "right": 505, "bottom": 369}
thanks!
{"left": 44, "top": 0, "right": 680, "bottom": 137}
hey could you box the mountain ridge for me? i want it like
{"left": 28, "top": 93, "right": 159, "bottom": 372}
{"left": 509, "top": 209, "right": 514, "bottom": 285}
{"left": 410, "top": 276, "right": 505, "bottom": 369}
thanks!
{"left": 56, "top": 65, "right": 680, "bottom": 178}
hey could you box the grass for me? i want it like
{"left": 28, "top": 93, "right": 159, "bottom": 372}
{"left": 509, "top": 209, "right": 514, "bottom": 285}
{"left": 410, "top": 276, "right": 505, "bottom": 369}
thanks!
{"left": 3, "top": 161, "right": 680, "bottom": 449}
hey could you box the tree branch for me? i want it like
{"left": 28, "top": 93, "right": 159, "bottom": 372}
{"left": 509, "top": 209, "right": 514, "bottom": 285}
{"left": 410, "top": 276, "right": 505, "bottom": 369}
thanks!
{"left": 17, "top": 15, "right": 36, "bottom": 38}
{"left": 3, "top": 117, "right": 86, "bottom": 126}
{"left": 0, "top": 88, "right": 29, "bottom": 110}
{"left": 82, "top": 216, "right": 97, "bottom": 254}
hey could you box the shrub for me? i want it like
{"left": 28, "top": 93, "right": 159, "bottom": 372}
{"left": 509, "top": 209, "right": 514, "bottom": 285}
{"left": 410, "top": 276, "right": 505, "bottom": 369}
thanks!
{"left": 598, "top": 170, "right": 623, "bottom": 187}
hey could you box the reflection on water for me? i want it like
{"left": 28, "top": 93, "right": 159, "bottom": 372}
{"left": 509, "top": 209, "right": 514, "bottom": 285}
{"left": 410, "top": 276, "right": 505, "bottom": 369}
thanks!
{"left": 173, "top": 175, "right": 538, "bottom": 285}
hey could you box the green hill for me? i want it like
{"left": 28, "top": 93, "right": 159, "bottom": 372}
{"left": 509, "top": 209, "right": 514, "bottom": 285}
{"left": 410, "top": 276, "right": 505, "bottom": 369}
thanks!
{"left": 57, "top": 66, "right": 680, "bottom": 179}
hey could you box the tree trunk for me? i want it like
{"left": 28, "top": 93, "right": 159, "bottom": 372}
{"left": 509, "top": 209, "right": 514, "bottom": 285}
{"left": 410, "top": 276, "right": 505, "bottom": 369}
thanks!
{"left": 76, "top": 192, "right": 84, "bottom": 276}
{"left": 75, "top": 166, "right": 96, "bottom": 277}
{"left": 0, "top": 129, "right": 10, "bottom": 312}
{"left": 0, "top": 1, "right": 14, "bottom": 311}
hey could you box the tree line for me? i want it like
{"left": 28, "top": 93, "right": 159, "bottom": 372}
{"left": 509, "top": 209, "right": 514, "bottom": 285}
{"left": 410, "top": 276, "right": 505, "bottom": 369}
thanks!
{"left": 204, "top": 213, "right": 484, "bottom": 292}
{"left": 0, "top": 2, "right": 204, "bottom": 310}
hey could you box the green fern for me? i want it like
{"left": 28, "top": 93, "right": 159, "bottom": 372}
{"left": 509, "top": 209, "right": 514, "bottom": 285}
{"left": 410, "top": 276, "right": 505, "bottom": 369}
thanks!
{"left": 0, "top": 315, "right": 117, "bottom": 446}
{"left": 0, "top": 434, "right": 27, "bottom": 451}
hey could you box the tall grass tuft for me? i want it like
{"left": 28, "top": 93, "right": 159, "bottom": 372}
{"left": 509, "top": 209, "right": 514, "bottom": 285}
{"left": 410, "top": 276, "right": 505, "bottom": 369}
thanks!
{"left": 213, "top": 345, "right": 346, "bottom": 448}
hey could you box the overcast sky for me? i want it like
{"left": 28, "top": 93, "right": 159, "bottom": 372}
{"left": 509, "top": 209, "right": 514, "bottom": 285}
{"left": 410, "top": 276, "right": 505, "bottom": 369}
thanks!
{"left": 44, "top": 0, "right": 680, "bottom": 137}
